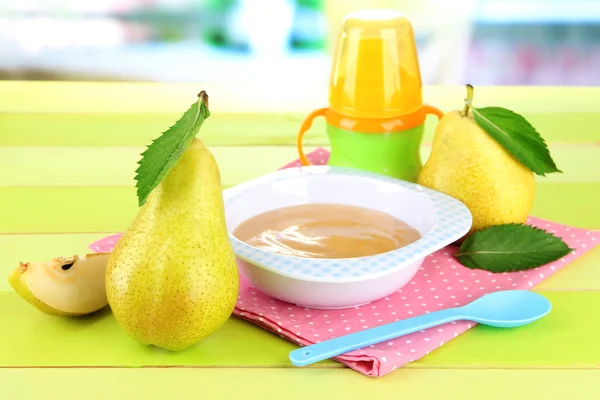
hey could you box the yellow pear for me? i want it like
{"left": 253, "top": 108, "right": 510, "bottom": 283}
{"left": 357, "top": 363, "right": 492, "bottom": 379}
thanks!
{"left": 8, "top": 253, "right": 110, "bottom": 316}
{"left": 418, "top": 110, "right": 535, "bottom": 236}
{"left": 105, "top": 137, "right": 239, "bottom": 351}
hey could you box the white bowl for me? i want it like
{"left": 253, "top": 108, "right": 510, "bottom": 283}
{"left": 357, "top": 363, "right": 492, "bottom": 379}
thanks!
{"left": 223, "top": 166, "right": 472, "bottom": 309}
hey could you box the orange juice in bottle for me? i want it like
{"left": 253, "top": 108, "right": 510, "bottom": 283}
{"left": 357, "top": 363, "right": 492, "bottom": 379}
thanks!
{"left": 297, "top": 9, "right": 443, "bottom": 182}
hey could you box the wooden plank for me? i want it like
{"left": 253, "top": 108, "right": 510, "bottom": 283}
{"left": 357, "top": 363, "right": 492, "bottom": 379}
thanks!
{"left": 0, "top": 234, "right": 598, "bottom": 292}
{"left": 1, "top": 367, "right": 600, "bottom": 400}
{"left": 2, "top": 81, "right": 600, "bottom": 114}
{"left": 0, "top": 182, "right": 598, "bottom": 234}
{"left": 0, "top": 186, "right": 137, "bottom": 233}
{"left": 1, "top": 145, "right": 597, "bottom": 187}
{"left": 532, "top": 183, "right": 600, "bottom": 229}
{"left": 2, "top": 111, "right": 598, "bottom": 147}
{"left": 1, "top": 290, "right": 599, "bottom": 368}
{"left": 0, "top": 113, "right": 320, "bottom": 147}
{"left": 0, "top": 291, "right": 335, "bottom": 368}
{"left": 0, "top": 146, "right": 318, "bottom": 187}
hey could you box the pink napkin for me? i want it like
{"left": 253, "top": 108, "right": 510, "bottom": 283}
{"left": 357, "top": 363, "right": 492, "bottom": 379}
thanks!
{"left": 90, "top": 148, "right": 599, "bottom": 378}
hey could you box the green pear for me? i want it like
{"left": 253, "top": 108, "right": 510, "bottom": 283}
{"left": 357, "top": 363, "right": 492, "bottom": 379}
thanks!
{"left": 105, "top": 138, "right": 239, "bottom": 351}
{"left": 417, "top": 110, "right": 535, "bottom": 236}
{"left": 8, "top": 253, "right": 110, "bottom": 316}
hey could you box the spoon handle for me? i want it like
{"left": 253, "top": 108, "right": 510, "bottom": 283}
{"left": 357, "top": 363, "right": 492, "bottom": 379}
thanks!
{"left": 289, "top": 308, "right": 462, "bottom": 366}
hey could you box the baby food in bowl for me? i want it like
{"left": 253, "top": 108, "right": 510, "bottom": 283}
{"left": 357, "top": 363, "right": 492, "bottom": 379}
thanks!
{"left": 223, "top": 166, "right": 472, "bottom": 309}
{"left": 232, "top": 203, "right": 422, "bottom": 259}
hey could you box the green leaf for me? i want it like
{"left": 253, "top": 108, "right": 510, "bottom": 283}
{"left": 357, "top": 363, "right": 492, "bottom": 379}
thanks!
{"left": 454, "top": 223, "right": 573, "bottom": 273}
{"left": 134, "top": 92, "right": 210, "bottom": 207}
{"left": 471, "top": 106, "right": 561, "bottom": 176}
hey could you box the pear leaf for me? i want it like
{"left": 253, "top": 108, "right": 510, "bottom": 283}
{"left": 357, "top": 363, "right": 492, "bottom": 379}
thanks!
{"left": 454, "top": 223, "right": 573, "bottom": 273}
{"left": 135, "top": 91, "right": 210, "bottom": 207}
{"left": 471, "top": 106, "right": 561, "bottom": 176}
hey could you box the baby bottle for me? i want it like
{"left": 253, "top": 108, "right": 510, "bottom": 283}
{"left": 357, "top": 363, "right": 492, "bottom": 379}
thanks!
{"left": 296, "top": 9, "right": 443, "bottom": 182}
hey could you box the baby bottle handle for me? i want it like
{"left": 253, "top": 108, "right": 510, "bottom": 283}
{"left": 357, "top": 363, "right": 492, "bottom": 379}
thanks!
{"left": 297, "top": 107, "right": 328, "bottom": 166}
{"left": 423, "top": 104, "right": 444, "bottom": 120}
{"left": 297, "top": 105, "right": 442, "bottom": 167}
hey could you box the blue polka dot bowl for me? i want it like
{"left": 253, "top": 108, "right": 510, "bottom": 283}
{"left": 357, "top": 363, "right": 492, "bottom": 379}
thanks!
{"left": 223, "top": 166, "right": 472, "bottom": 310}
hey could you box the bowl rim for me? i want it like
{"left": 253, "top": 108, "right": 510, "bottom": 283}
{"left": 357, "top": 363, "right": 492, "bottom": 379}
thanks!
{"left": 223, "top": 166, "right": 472, "bottom": 283}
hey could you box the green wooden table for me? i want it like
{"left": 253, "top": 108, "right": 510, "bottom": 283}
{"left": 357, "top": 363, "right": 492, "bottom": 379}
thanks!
{"left": 1, "top": 81, "right": 599, "bottom": 399}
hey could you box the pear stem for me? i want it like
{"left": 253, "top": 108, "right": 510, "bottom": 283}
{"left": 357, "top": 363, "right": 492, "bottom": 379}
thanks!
{"left": 461, "top": 84, "right": 474, "bottom": 117}
{"left": 197, "top": 90, "right": 209, "bottom": 108}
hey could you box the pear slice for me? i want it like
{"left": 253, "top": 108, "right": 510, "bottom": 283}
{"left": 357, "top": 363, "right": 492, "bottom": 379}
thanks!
{"left": 8, "top": 252, "right": 110, "bottom": 316}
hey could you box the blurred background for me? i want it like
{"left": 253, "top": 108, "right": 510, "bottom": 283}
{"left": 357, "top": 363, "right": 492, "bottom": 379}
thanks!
{"left": 1, "top": 0, "right": 599, "bottom": 86}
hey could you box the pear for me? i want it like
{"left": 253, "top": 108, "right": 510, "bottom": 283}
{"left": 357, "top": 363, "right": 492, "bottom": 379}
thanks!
{"left": 8, "top": 253, "right": 110, "bottom": 316}
{"left": 105, "top": 137, "right": 239, "bottom": 352}
{"left": 418, "top": 110, "right": 535, "bottom": 236}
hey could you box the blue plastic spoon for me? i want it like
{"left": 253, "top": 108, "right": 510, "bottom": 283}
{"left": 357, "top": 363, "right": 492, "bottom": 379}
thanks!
{"left": 289, "top": 290, "right": 551, "bottom": 367}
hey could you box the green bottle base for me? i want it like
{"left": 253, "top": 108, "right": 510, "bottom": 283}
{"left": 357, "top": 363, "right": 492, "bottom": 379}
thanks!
{"left": 325, "top": 123, "right": 425, "bottom": 183}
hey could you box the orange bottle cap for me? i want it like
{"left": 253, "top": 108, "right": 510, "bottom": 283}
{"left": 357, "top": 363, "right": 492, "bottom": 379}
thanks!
{"left": 328, "top": 9, "right": 423, "bottom": 119}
